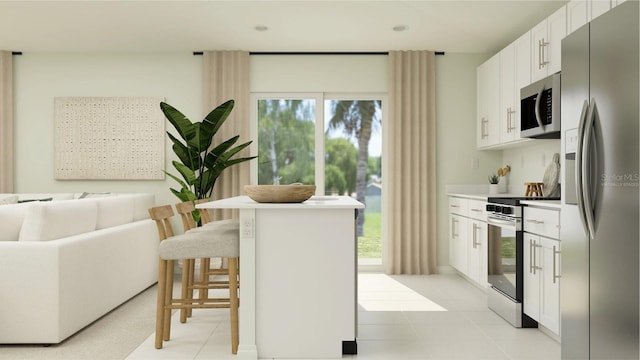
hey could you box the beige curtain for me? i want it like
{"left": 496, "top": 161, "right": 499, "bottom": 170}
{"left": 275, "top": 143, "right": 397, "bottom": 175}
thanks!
{"left": 386, "top": 50, "right": 437, "bottom": 275}
{"left": 202, "top": 51, "right": 250, "bottom": 219}
{"left": 0, "top": 51, "right": 13, "bottom": 193}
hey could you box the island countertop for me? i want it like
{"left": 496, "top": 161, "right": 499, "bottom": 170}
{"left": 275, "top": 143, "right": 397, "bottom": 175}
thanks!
{"left": 196, "top": 195, "right": 365, "bottom": 210}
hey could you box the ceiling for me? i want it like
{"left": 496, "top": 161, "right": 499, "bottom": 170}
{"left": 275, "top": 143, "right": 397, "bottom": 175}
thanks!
{"left": 0, "top": 0, "right": 567, "bottom": 54}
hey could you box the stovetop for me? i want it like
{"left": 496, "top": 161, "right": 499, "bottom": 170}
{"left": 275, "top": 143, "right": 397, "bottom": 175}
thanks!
{"left": 487, "top": 196, "right": 561, "bottom": 206}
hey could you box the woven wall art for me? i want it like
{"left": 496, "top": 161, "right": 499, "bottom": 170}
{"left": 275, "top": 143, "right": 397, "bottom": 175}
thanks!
{"left": 54, "top": 97, "right": 165, "bottom": 180}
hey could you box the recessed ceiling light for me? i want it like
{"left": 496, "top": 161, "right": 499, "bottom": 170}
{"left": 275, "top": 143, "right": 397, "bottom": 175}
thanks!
{"left": 255, "top": 25, "right": 268, "bottom": 32}
{"left": 393, "top": 25, "right": 408, "bottom": 32}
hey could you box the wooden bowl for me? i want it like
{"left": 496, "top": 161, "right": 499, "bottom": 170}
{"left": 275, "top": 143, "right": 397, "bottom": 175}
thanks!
{"left": 244, "top": 184, "right": 316, "bottom": 203}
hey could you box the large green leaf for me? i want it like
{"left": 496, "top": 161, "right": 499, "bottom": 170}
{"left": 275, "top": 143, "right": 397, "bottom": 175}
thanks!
{"left": 204, "top": 99, "right": 234, "bottom": 135}
{"left": 168, "top": 133, "right": 199, "bottom": 171}
{"left": 172, "top": 161, "right": 197, "bottom": 186}
{"left": 204, "top": 136, "right": 240, "bottom": 168}
{"left": 161, "top": 102, "right": 196, "bottom": 142}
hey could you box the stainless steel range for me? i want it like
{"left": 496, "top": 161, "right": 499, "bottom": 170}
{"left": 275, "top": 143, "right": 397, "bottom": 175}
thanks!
{"left": 485, "top": 197, "right": 557, "bottom": 328}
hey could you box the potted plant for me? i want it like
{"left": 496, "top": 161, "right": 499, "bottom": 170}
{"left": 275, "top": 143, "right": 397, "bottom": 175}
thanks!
{"left": 160, "top": 99, "right": 257, "bottom": 212}
{"left": 488, "top": 173, "right": 500, "bottom": 194}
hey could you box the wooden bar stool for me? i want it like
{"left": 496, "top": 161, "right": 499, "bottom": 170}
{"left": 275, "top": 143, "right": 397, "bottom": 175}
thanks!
{"left": 148, "top": 205, "right": 239, "bottom": 354}
{"left": 174, "top": 201, "right": 239, "bottom": 318}
{"left": 525, "top": 182, "right": 544, "bottom": 197}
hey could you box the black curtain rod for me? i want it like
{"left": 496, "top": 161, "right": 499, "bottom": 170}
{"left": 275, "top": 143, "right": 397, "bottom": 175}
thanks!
{"left": 193, "top": 51, "right": 445, "bottom": 56}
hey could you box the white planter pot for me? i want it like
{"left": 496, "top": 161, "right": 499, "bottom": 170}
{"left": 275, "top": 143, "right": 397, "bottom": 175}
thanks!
{"left": 489, "top": 184, "right": 499, "bottom": 194}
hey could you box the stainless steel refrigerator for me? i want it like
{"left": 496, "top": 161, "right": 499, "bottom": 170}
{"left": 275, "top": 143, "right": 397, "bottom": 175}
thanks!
{"left": 560, "top": 1, "right": 639, "bottom": 359}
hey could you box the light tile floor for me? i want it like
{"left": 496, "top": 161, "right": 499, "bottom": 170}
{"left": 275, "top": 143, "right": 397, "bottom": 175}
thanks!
{"left": 126, "top": 273, "right": 560, "bottom": 360}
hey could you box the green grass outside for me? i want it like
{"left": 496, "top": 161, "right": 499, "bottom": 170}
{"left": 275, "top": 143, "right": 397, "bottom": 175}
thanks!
{"left": 358, "top": 211, "right": 382, "bottom": 259}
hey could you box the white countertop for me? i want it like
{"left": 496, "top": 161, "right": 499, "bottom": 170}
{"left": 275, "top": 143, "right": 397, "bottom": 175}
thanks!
{"left": 196, "top": 195, "right": 365, "bottom": 210}
{"left": 448, "top": 193, "right": 562, "bottom": 209}
{"left": 521, "top": 200, "right": 562, "bottom": 209}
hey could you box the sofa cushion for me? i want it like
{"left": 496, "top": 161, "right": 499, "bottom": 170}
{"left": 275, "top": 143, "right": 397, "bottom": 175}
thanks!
{"left": 18, "top": 193, "right": 75, "bottom": 201}
{"left": 0, "top": 202, "right": 32, "bottom": 241}
{"left": 129, "top": 193, "right": 155, "bottom": 221}
{"left": 77, "top": 192, "right": 112, "bottom": 199}
{"left": 0, "top": 195, "right": 18, "bottom": 205}
{"left": 19, "top": 200, "right": 98, "bottom": 241}
{"left": 93, "top": 196, "right": 134, "bottom": 229}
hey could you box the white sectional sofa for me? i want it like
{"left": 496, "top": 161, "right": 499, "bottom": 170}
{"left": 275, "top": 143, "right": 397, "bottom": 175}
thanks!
{"left": 0, "top": 193, "right": 158, "bottom": 344}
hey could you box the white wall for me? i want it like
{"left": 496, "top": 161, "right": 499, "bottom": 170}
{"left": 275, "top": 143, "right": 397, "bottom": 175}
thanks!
{"left": 13, "top": 52, "right": 201, "bottom": 208}
{"left": 501, "top": 140, "right": 561, "bottom": 195}
{"left": 435, "top": 53, "right": 503, "bottom": 269}
{"left": 250, "top": 54, "right": 387, "bottom": 92}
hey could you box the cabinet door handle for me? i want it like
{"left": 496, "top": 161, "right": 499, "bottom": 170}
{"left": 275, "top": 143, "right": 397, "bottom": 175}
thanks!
{"left": 508, "top": 108, "right": 516, "bottom": 131}
{"left": 529, "top": 239, "right": 534, "bottom": 274}
{"left": 526, "top": 219, "right": 545, "bottom": 224}
{"left": 539, "top": 38, "right": 549, "bottom": 69}
{"left": 472, "top": 223, "right": 481, "bottom": 248}
{"left": 553, "top": 245, "right": 561, "bottom": 284}
{"left": 470, "top": 208, "right": 483, "bottom": 213}
{"left": 452, "top": 218, "right": 458, "bottom": 238}
{"left": 450, "top": 204, "right": 460, "bottom": 208}
{"left": 532, "top": 242, "right": 542, "bottom": 274}
{"left": 481, "top": 117, "right": 489, "bottom": 138}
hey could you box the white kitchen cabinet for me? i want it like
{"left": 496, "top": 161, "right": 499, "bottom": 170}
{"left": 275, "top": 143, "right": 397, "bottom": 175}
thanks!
{"left": 532, "top": 5, "right": 567, "bottom": 82}
{"left": 449, "top": 213, "right": 469, "bottom": 275}
{"left": 523, "top": 206, "right": 561, "bottom": 336}
{"left": 477, "top": 54, "right": 500, "bottom": 148}
{"left": 568, "top": 0, "right": 613, "bottom": 35}
{"left": 590, "top": 0, "right": 611, "bottom": 20}
{"left": 567, "top": 0, "right": 589, "bottom": 34}
{"left": 523, "top": 232, "right": 541, "bottom": 321}
{"left": 499, "top": 32, "right": 532, "bottom": 146}
{"left": 449, "top": 197, "right": 488, "bottom": 289}
{"left": 467, "top": 218, "right": 488, "bottom": 287}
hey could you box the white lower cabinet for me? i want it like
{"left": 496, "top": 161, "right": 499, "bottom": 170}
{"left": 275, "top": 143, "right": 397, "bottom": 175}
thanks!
{"left": 467, "top": 219, "right": 488, "bottom": 287}
{"left": 523, "top": 232, "right": 561, "bottom": 335}
{"left": 449, "top": 196, "right": 488, "bottom": 289}
{"left": 449, "top": 213, "right": 468, "bottom": 275}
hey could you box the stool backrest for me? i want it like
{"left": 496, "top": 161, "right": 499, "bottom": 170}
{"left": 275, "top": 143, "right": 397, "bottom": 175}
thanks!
{"left": 175, "top": 201, "right": 197, "bottom": 231}
{"left": 148, "top": 205, "right": 176, "bottom": 241}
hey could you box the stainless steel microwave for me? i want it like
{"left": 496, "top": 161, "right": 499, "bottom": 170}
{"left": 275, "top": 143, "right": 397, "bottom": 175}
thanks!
{"left": 520, "top": 72, "right": 561, "bottom": 139}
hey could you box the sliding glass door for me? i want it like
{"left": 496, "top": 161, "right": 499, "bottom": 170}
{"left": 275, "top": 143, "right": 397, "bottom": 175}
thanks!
{"left": 252, "top": 93, "right": 384, "bottom": 267}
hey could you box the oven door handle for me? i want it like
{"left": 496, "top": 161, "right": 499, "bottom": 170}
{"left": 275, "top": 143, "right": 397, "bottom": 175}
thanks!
{"left": 487, "top": 217, "right": 516, "bottom": 227}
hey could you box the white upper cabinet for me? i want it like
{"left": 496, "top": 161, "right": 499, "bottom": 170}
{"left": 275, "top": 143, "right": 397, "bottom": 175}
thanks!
{"left": 532, "top": 5, "right": 567, "bottom": 82}
{"left": 499, "top": 32, "right": 532, "bottom": 146}
{"left": 477, "top": 53, "right": 500, "bottom": 148}
{"left": 568, "top": 0, "right": 589, "bottom": 34}
{"left": 568, "top": 0, "right": 613, "bottom": 35}
{"left": 590, "top": 0, "right": 612, "bottom": 20}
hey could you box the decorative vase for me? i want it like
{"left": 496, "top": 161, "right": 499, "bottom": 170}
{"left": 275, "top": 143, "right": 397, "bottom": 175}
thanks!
{"left": 498, "top": 177, "right": 508, "bottom": 193}
{"left": 489, "top": 184, "right": 499, "bottom": 194}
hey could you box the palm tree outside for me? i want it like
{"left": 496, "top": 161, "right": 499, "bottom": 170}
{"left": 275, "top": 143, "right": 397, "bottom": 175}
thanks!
{"left": 326, "top": 100, "right": 382, "bottom": 237}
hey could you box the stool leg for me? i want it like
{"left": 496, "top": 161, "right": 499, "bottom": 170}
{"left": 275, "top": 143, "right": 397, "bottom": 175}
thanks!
{"left": 163, "top": 260, "right": 174, "bottom": 341}
{"left": 202, "top": 258, "right": 212, "bottom": 302}
{"left": 155, "top": 258, "right": 168, "bottom": 349}
{"left": 180, "top": 259, "right": 191, "bottom": 323}
{"left": 228, "top": 257, "right": 239, "bottom": 354}
{"left": 186, "top": 258, "right": 195, "bottom": 318}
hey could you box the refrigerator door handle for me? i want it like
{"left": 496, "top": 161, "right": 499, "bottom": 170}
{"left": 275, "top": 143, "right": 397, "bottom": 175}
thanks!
{"left": 582, "top": 98, "right": 598, "bottom": 237}
{"left": 575, "top": 99, "right": 591, "bottom": 238}
{"left": 534, "top": 84, "right": 546, "bottom": 131}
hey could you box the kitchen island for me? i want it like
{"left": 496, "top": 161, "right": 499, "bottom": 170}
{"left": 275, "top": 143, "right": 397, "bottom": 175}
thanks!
{"left": 196, "top": 195, "right": 364, "bottom": 359}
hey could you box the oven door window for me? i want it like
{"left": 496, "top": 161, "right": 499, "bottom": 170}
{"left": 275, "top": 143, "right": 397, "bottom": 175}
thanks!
{"left": 488, "top": 222, "right": 517, "bottom": 300}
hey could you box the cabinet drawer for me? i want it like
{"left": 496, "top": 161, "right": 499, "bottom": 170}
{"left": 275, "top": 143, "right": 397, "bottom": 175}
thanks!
{"left": 467, "top": 199, "right": 487, "bottom": 221}
{"left": 449, "top": 197, "right": 469, "bottom": 216}
{"left": 523, "top": 207, "right": 560, "bottom": 239}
